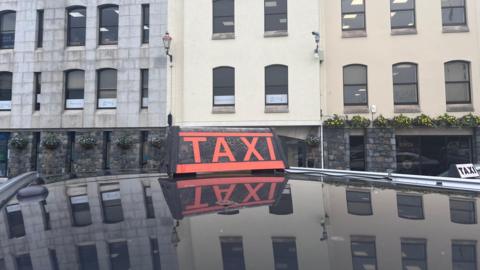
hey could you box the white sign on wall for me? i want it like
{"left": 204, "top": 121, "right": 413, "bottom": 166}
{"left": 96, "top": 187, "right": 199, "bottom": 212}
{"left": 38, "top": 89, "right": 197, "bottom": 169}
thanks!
{"left": 266, "top": 94, "right": 288, "bottom": 104}
{"left": 214, "top": 95, "right": 235, "bottom": 105}
{"left": 70, "top": 195, "right": 89, "bottom": 204}
{"left": 456, "top": 164, "right": 480, "bottom": 179}
{"left": 0, "top": 101, "right": 11, "bottom": 110}
{"left": 98, "top": 98, "right": 117, "bottom": 108}
{"left": 102, "top": 191, "right": 120, "bottom": 201}
{"left": 66, "top": 99, "right": 85, "bottom": 109}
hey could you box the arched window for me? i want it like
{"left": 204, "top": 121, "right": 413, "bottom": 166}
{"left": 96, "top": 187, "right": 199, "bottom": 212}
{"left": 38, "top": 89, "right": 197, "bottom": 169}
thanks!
{"left": 0, "top": 11, "right": 16, "bottom": 49}
{"left": 0, "top": 72, "right": 12, "bottom": 110}
{"left": 98, "top": 5, "right": 119, "bottom": 45}
{"left": 445, "top": 60, "right": 471, "bottom": 104}
{"left": 343, "top": 64, "right": 368, "bottom": 105}
{"left": 67, "top": 6, "right": 86, "bottom": 46}
{"left": 65, "top": 70, "right": 85, "bottom": 109}
{"left": 213, "top": 67, "right": 235, "bottom": 106}
{"left": 97, "top": 69, "right": 117, "bottom": 108}
{"left": 213, "top": 0, "right": 234, "bottom": 34}
{"left": 265, "top": 0, "right": 287, "bottom": 32}
{"left": 393, "top": 63, "right": 418, "bottom": 105}
{"left": 265, "top": 65, "right": 288, "bottom": 105}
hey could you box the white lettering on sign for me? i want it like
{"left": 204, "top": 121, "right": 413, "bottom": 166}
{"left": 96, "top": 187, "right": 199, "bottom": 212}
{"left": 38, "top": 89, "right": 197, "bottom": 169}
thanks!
{"left": 456, "top": 164, "right": 480, "bottom": 179}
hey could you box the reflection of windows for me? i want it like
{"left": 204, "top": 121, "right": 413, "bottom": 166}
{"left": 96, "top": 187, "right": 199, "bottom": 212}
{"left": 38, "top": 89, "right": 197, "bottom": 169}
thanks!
{"left": 397, "top": 194, "right": 424, "bottom": 220}
{"left": 452, "top": 240, "right": 477, "bottom": 270}
{"left": 67, "top": 6, "right": 86, "bottom": 46}
{"left": 98, "top": 5, "right": 119, "bottom": 45}
{"left": 0, "top": 133, "right": 9, "bottom": 177}
{"left": 34, "top": 72, "right": 41, "bottom": 111}
{"left": 346, "top": 190, "right": 372, "bottom": 216}
{"left": 65, "top": 70, "right": 85, "bottom": 109}
{"left": 401, "top": 239, "right": 427, "bottom": 270}
{"left": 142, "top": 4, "right": 149, "bottom": 44}
{"left": 109, "top": 241, "right": 130, "bottom": 270}
{"left": 101, "top": 189, "right": 124, "bottom": 223}
{"left": 78, "top": 244, "right": 100, "bottom": 270}
{"left": 6, "top": 204, "right": 25, "bottom": 238}
{"left": 442, "top": 0, "right": 467, "bottom": 27}
{"left": 265, "top": 0, "right": 287, "bottom": 32}
{"left": 141, "top": 69, "right": 149, "bottom": 108}
{"left": 0, "top": 72, "right": 12, "bottom": 111}
{"left": 0, "top": 11, "right": 16, "bottom": 49}
{"left": 445, "top": 61, "right": 471, "bottom": 104}
{"left": 150, "top": 238, "right": 161, "bottom": 270}
{"left": 41, "top": 200, "right": 51, "bottom": 230}
{"left": 351, "top": 236, "right": 377, "bottom": 270}
{"left": 97, "top": 69, "right": 117, "bottom": 109}
{"left": 213, "top": 67, "right": 235, "bottom": 107}
{"left": 390, "top": 0, "right": 416, "bottom": 29}
{"left": 140, "top": 131, "right": 149, "bottom": 168}
{"left": 450, "top": 198, "right": 476, "bottom": 224}
{"left": 341, "top": 0, "right": 365, "bottom": 31}
{"left": 49, "top": 249, "right": 59, "bottom": 270}
{"left": 344, "top": 65, "right": 368, "bottom": 106}
{"left": 70, "top": 194, "right": 92, "bottom": 226}
{"left": 213, "top": 0, "right": 234, "bottom": 34}
{"left": 272, "top": 237, "right": 298, "bottom": 270}
{"left": 350, "top": 136, "right": 365, "bottom": 171}
{"left": 269, "top": 184, "right": 293, "bottom": 215}
{"left": 265, "top": 65, "right": 288, "bottom": 106}
{"left": 220, "top": 237, "right": 246, "bottom": 270}
{"left": 393, "top": 63, "right": 418, "bottom": 105}
{"left": 144, "top": 185, "right": 155, "bottom": 218}
{"left": 15, "top": 254, "right": 33, "bottom": 270}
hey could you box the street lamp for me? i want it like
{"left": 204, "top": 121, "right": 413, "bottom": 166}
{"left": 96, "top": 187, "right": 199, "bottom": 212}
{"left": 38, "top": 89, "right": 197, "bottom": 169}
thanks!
{"left": 311, "top": 31, "right": 322, "bottom": 61}
{"left": 162, "top": 32, "right": 173, "bottom": 63}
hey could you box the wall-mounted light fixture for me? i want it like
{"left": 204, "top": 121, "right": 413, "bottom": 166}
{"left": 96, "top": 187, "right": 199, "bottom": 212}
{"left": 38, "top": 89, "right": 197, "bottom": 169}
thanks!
{"left": 311, "top": 31, "right": 323, "bottom": 62}
{"left": 163, "top": 32, "right": 173, "bottom": 63}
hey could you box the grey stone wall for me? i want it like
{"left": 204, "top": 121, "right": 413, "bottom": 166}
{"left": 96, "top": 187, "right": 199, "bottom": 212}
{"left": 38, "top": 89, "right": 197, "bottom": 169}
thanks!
{"left": 366, "top": 128, "right": 397, "bottom": 172}
{"left": 323, "top": 128, "right": 349, "bottom": 170}
{"left": 8, "top": 131, "right": 34, "bottom": 177}
{"left": 110, "top": 130, "right": 142, "bottom": 172}
{"left": 145, "top": 129, "right": 168, "bottom": 172}
{"left": 38, "top": 132, "right": 68, "bottom": 178}
{"left": 73, "top": 131, "right": 104, "bottom": 175}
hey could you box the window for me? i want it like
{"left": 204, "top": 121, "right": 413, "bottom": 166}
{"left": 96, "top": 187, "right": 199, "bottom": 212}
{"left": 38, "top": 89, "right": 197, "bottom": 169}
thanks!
{"left": 150, "top": 238, "right": 161, "bottom": 270}
{"left": 97, "top": 69, "right": 117, "bottom": 109}
{"left": 450, "top": 198, "right": 476, "bottom": 224}
{"left": 66, "top": 131, "right": 75, "bottom": 174}
{"left": 108, "top": 241, "right": 130, "bottom": 270}
{"left": 78, "top": 244, "right": 100, "bottom": 270}
{"left": 350, "top": 136, "right": 365, "bottom": 171}
{"left": 103, "top": 131, "right": 111, "bottom": 170}
{"left": 0, "top": 72, "right": 12, "bottom": 111}
{"left": 142, "top": 4, "right": 149, "bottom": 43}
{"left": 220, "top": 237, "right": 246, "bottom": 270}
{"left": 343, "top": 65, "right": 368, "bottom": 106}
{"left": 0, "top": 11, "right": 15, "bottom": 49}
{"left": 144, "top": 185, "right": 155, "bottom": 218}
{"left": 401, "top": 239, "right": 427, "bottom": 270}
{"left": 65, "top": 70, "right": 85, "bottom": 109}
{"left": 67, "top": 6, "right": 86, "bottom": 46}
{"left": 269, "top": 184, "right": 293, "bottom": 215}
{"left": 341, "top": 0, "right": 365, "bottom": 31}
{"left": 442, "top": 0, "right": 467, "bottom": 26}
{"left": 101, "top": 189, "right": 124, "bottom": 223}
{"left": 397, "top": 194, "right": 424, "bottom": 219}
{"left": 0, "top": 133, "right": 7, "bottom": 177}
{"left": 49, "top": 249, "right": 59, "bottom": 270}
{"left": 393, "top": 63, "right": 418, "bottom": 105}
{"left": 15, "top": 254, "right": 33, "bottom": 270}
{"left": 31, "top": 132, "right": 40, "bottom": 171}
{"left": 351, "top": 236, "right": 377, "bottom": 270}
{"left": 213, "top": 0, "right": 234, "bottom": 34}
{"left": 452, "top": 241, "right": 477, "bottom": 270}
{"left": 213, "top": 67, "right": 235, "bottom": 107}
{"left": 6, "top": 204, "right": 25, "bottom": 238}
{"left": 36, "top": 10, "right": 43, "bottom": 48}
{"left": 141, "top": 69, "right": 149, "bottom": 108}
{"left": 70, "top": 195, "right": 92, "bottom": 226}
{"left": 390, "top": 0, "right": 416, "bottom": 29}
{"left": 140, "top": 131, "right": 149, "bottom": 168}
{"left": 265, "top": 65, "right": 288, "bottom": 105}
{"left": 272, "top": 237, "right": 298, "bottom": 270}
{"left": 445, "top": 61, "right": 471, "bottom": 104}
{"left": 265, "top": 0, "right": 288, "bottom": 32}
{"left": 346, "top": 190, "right": 372, "bottom": 215}
{"left": 98, "top": 5, "right": 119, "bottom": 45}
{"left": 34, "top": 72, "right": 41, "bottom": 111}
{"left": 40, "top": 200, "right": 51, "bottom": 230}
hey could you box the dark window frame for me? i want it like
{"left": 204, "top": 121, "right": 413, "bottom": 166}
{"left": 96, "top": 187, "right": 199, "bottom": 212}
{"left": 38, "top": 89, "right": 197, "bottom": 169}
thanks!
{"left": 0, "top": 133, "right": 8, "bottom": 178}
{"left": 96, "top": 68, "right": 117, "bottom": 109}
{"left": 140, "top": 131, "right": 149, "bottom": 168}
{"left": 450, "top": 198, "right": 477, "bottom": 224}
{"left": 442, "top": 0, "right": 467, "bottom": 26}
{"left": 69, "top": 194, "right": 92, "bottom": 227}
{"left": 66, "top": 6, "right": 87, "bottom": 47}
{"left": 40, "top": 200, "right": 51, "bottom": 230}
{"left": 390, "top": 0, "right": 416, "bottom": 29}
{"left": 98, "top": 4, "right": 119, "bottom": 45}
{"left": 34, "top": 72, "right": 41, "bottom": 111}
{"left": 220, "top": 236, "right": 246, "bottom": 270}
{"left": 445, "top": 60, "right": 471, "bottom": 104}
{"left": 213, "top": 66, "right": 235, "bottom": 107}
{"left": 150, "top": 238, "right": 161, "bottom": 270}
{"left": 15, "top": 253, "right": 32, "bottom": 270}
{"left": 103, "top": 131, "right": 111, "bottom": 170}
{"left": 0, "top": 71, "right": 12, "bottom": 111}
{"left": 101, "top": 189, "right": 124, "bottom": 224}
{"left": 36, "top": 10, "right": 44, "bottom": 48}
{"left": 144, "top": 185, "right": 155, "bottom": 218}
{"left": 5, "top": 204, "right": 25, "bottom": 238}
{"left": 349, "top": 136, "right": 366, "bottom": 171}
{"left": 452, "top": 240, "right": 477, "bottom": 270}
{"left": 142, "top": 4, "right": 149, "bottom": 44}
{"left": 393, "top": 62, "right": 419, "bottom": 105}
{"left": 343, "top": 64, "right": 368, "bottom": 106}
{"left": 212, "top": 0, "right": 235, "bottom": 34}
{"left": 272, "top": 237, "right": 299, "bottom": 270}
{"left": 78, "top": 244, "right": 100, "bottom": 270}
{"left": 65, "top": 69, "right": 85, "bottom": 110}
{"left": 397, "top": 193, "right": 424, "bottom": 220}
{"left": 401, "top": 239, "right": 428, "bottom": 270}
{"left": 141, "top": 69, "right": 149, "bottom": 108}
{"left": 108, "top": 241, "right": 131, "bottom": 270}
{"left": 351, "top": 236, "right": 378, "bottom": 270}
{"left": 265, "top": 64, "right": 289, "bottom": 106}
{"left": 264, "top": 0, "right": 288, "bottom": 32}
{"left": 341, "top": 0, "right": 366, "bottom": 31}
{"left": 346, "top": 190, "right": 373, "bottom": 216}
{"left": 0, "top": 10, "right": 16, "bottom": 49}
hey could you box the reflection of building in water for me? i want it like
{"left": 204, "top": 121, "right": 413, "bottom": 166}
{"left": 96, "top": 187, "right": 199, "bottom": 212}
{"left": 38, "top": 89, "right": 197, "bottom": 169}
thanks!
{"left": 0, "top": 175, "right": 178, "bottom": 270}
{"left": 178, "top": 178, "right": 480, "bottom": 270}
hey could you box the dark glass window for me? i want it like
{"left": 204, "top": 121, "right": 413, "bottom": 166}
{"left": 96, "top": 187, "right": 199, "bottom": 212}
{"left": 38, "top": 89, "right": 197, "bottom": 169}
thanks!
{"left": 140, "top": 131, "right": 149, "bottom": 168}
{"left": 78, "top": 244, "right": 100, "bottom": 270}
{"left": 144, "top": 185, "right": 155, "bottom": 218}
{"left": 103, "top": 131, "right": 111, "bottom": 170}
{"left": 213, "top": 67, "right": 235, "bottom": 106}
{"left": 97, "top": 69, "right": 117, "bottom": 108}
{"left": 0, "top": 133, "right": 7, "bottom": 177}
{"left": 452, "top": 241, "right": 477, "bottom": 270}
{"left": 341, "top": 0, "right": 365, "bottom": 31}
{"left": 445, "top": 61, "right": 471, "bottom": 104}
{"left": 351, "top": 237, "right": 377, "bottom": 270}
{"left": 67, "top": 7, "right": 86, "bottom": 46}
{"left": 70, "top": 195, "right": 92, "bottom": 226}
{"left": 213, "top": 0, "right": 234, "bottom": 34}
{"left": 450, "top": 198, "right": 476, "bottom": 224}
{"left": 220, "top": 237, "right": 246, "bottom": 270}
{"left": 344, "top": 65, "right": 368, "bottom": 105}
{"left": 272, "top": 237, "right": 298, "bottom": 270}
{"left": 350, "top": 136, "right": 365, "bottom": 171}
{"left": 0, "top": 11, "right": 15, "bottom": 49}
{"left": 401, "top": 239, "right": 427, "bottom": 270}
{"left": 101, "top": 190, "right": 124, "bottom": 223}
{"left": 265, "top": 65, "right": 288, "bottom": 105}
{"left": 36, "top": 10, "right": 43, "bottom": 48}
{"left": 141, "top": 69, "right": 149, "bottom": 108}
{"left": 15, "top": 254, "right": 32, "bottom": 270}
{"left": 0, "top": 72, "right": 12, "bottom": 110}
{"left": 49, "top": 249, "right": 59, "bottom": 270}
{"left": 142, "top": 4, "right": 149, "bottom": 43}
{"left": 393, "top": 63, "right": 418, "bottom": 105}
{"left": 109, "top": 241, "right": 130, "bottom": 270}
{"left": 397, "top": 194, "right": 424, "bottom": 220}
{"left": 265, "top": 0, "right": 287, "bottom": 32}
{"left": 442, "top": 0, "right": 467, "bottom": 26}
{"left": 31, "top": 132, "right": 40, "bottom": 171}
{"left": 150, "top": 238, "right": 161, "bottom": 270}
{"left": 65, "top": 70, "right": 85, "bottom": 109}
{"left": 346, "top": 190, "right": 372, "bottom": 216}
{"left": 6, "top": 204, "right": 25, "bottom": 238}
{"left": 41, "top": 200, "right": 51, "bottom": 230}
{"left": 391, "top": 0, "right": 416, "bottom": 29}
{"left": 66, "top": 131, "right": 75, "bottom": 174}
{"left": 99, "top": 5, "right": 119, "bottom": 45}
{"left": 34, "top": 72, "right": 41, "bottom": 111}
{"left": 269, "top": 184, "right": 293, "bottom": 215}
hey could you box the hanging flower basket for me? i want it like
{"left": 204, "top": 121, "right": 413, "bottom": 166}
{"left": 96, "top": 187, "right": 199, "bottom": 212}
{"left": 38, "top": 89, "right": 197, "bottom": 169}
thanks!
{"left": 373, "top": 115, "right": 390, "bottom": 128}
{"left": 115, "top": 135, "right": 134, "bottom": 150}
{"left": 305, "top": 135, "right": 320, "bottom": 147}
{"left": 412, "top": 114, "right": 434, "bottom": 128}
{"left": 150, "top": 136, "right": 165, "bottom": 149}
{"left": 458, "top": 113, "right": 480, "bottom": 128}
{"left": 323, "top": 114, "right": 346, "bottom": 128}
{"left": 79, "top": 135, "right": 97, "bottom": 149}
{"left": 9, "top": 135, "right": 28, "bottom": 150}
{"left": 435, "top": 113, "right": 458, "bottom": 128}
{"left": 348, "top": 115, "right": 371, "bottom": 128}
{"left": 391, "top": 114, "right": 413, "bottom": 128}
{"left": 42, "top": 133, "right": 61, "bottom": 150}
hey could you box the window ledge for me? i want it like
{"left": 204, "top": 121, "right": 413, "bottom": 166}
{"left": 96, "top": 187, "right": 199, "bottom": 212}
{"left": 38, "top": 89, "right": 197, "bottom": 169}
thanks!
{"left": 391, "top": 28, "right": 417, "bottom": 36}
{"left": 394, "top": 104, "right": 420, "bottom": 113}
{"left": 265, "top": 105, "right": 289, "bottom": 113}
{"left": 97, "top": 44, "right": 118, "bottom": 50}
{"left": 443, "top": 25, "right": 469, "bottom": 33}
{"left": 446, "top": 103, "right": 474, "bottom": 112}
{"left": 65, "top": 46, "right": 85, "bottom": 51}
{"left": 96, "top": 109, "right": 116, "bottom": 113}
{"left": 212, "top": 106, "right": 235, "bottom": 114}
{"left": 264, "top": 31, "right": 288, "bottom": 38}
{"left": 0, "top": 49, "right": 14, "bottom": 54}
{"left": 342, "top": 30, "right": 367, "bottom": 38}
{"left": 344, "top": 105, "right": 369, "bottom": 114}
{"left": 212, "top": 33, "right": 235, "bottom": 40}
